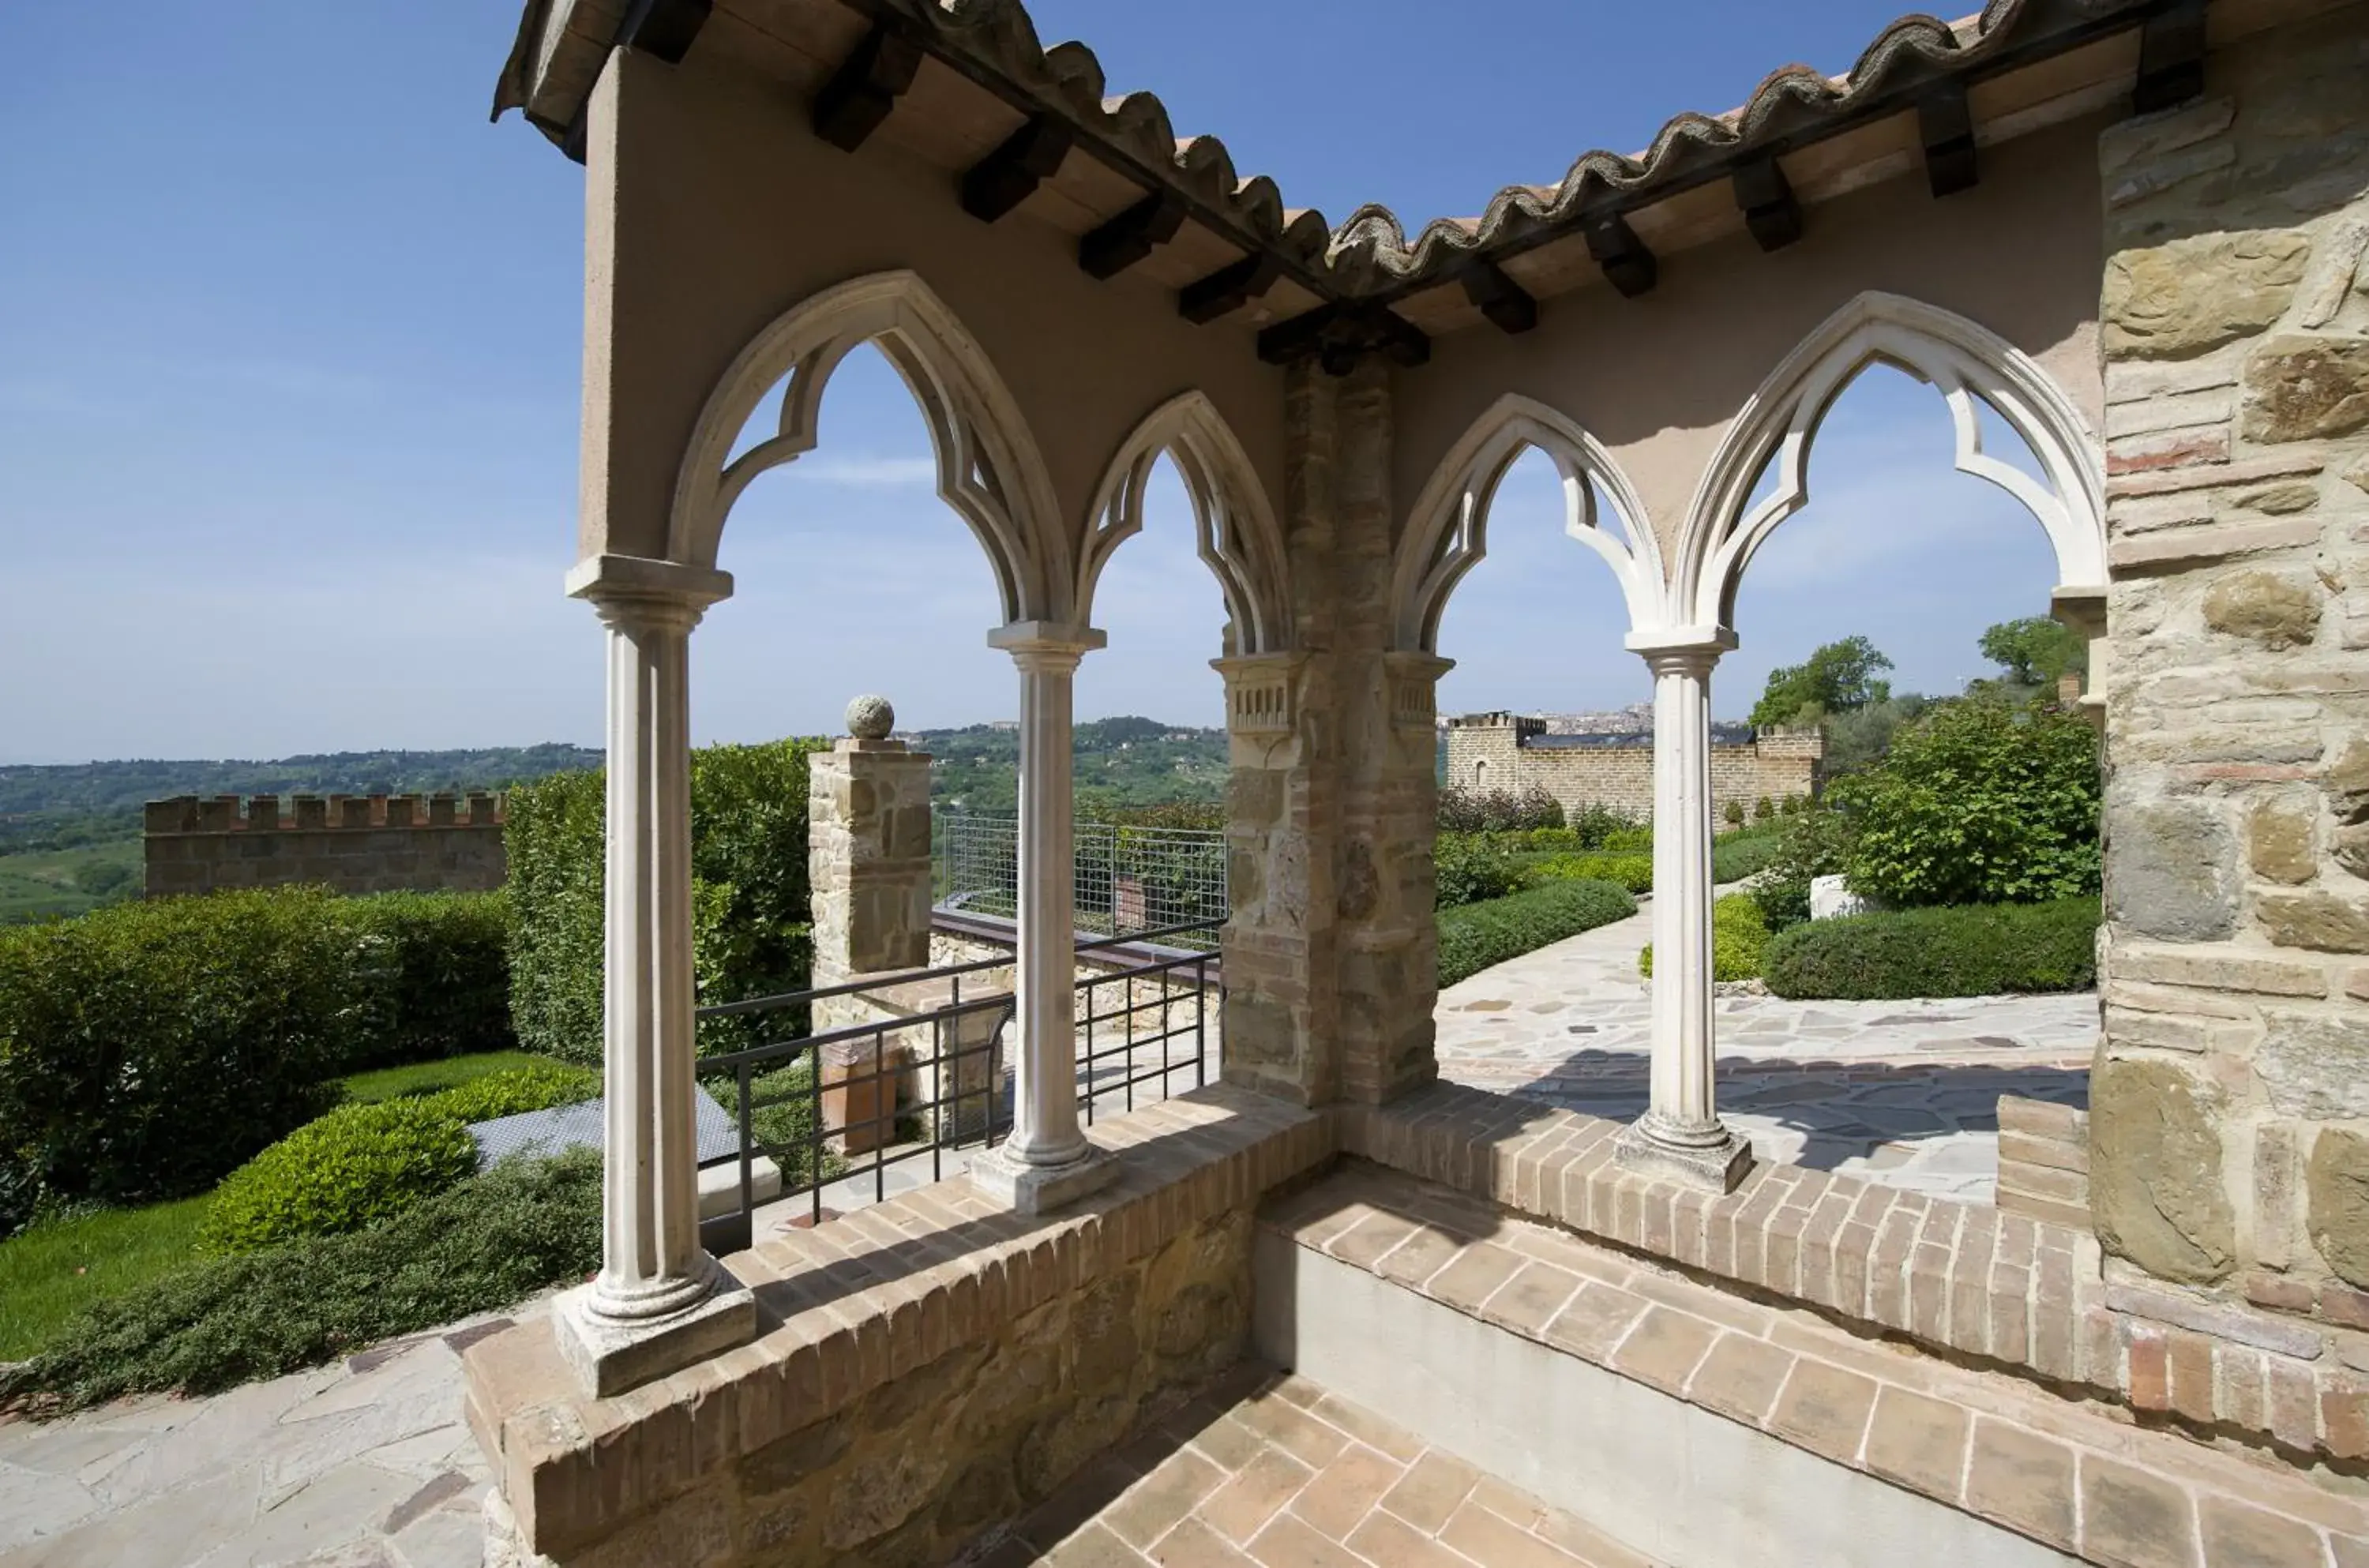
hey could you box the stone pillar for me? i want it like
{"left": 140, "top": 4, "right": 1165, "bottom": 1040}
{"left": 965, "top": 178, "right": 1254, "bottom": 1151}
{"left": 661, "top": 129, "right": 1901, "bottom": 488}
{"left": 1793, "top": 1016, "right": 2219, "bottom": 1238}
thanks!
{"left": 1616, "top": 633, "right": 1751, "bottom": 1192}
{"left": 808, "top": 694, "right": 936, "bottom": 998}
{"left": 968, "top": 621, "right": 1118, "bottom": 1214}
{"left": 552, "top": 553, "right": 755, "bottom": 1398}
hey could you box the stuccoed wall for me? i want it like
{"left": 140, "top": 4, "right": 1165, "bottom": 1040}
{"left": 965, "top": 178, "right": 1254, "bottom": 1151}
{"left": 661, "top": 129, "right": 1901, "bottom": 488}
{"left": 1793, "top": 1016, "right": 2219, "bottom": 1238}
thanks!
{"left": 2089, "top": 5, "right": 2369, "bottom": 1319}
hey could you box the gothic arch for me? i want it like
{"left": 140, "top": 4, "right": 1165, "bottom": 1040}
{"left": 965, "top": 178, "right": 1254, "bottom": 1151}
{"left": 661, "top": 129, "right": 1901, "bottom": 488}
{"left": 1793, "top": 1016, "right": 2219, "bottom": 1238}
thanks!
{"left": 1673, "top": 291, "right": 2107, "bottom": 635}
{"left": 1077, "top": 392, "right": 1293, "bottom": 655}
{"left": 665, "top": 270, "right": 1067, "bottom": 626}
{"left": 1391, "top": 394, "right": 1667, "bottom": 653}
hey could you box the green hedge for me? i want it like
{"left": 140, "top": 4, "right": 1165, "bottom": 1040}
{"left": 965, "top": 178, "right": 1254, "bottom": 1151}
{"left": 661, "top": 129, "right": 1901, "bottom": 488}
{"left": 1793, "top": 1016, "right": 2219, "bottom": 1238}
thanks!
{"left": 1524, "top": 851, "right": 1654, "bottom": 896}
{"left": 1436, "top": 833, "right": 1526, "bottom": 908}
{"left": 1639, "top": 895, "right": 1771, "bottom": 982}
{"left": 1438, "top": 880, "right": 1637, "bottom": 989}
{"left": 1762, "top": 897, "right": 2100, "bottom": 1000}
{"left": 198, "top": 1063, "right": 601, "bottom": 1255}
{"left": 506, "top": 739, "right": 828, "bottom": 1065}
{"left": 340, "top": 891, "right": 516, "bottom": 1070}
{"left": 0, "top": 887, "right": 514, "bottom": 1234}
{"left": 0, "top": 1149, "right": 602, "bottom": 1414}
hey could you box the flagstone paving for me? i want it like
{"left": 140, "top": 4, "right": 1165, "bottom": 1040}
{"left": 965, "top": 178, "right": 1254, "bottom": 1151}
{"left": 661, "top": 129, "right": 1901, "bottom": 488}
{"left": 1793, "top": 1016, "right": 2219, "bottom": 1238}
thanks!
{"left": 0, "top": 1304, "right": 530, "bottom": 1568}
{"left": 1433, "top": 900, "right": 2095, "bottom": 1202}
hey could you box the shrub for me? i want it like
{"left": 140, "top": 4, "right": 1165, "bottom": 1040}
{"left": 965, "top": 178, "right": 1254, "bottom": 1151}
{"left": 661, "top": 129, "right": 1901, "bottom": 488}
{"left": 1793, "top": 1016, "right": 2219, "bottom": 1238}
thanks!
{"left": 1762, "top": 897, "right": 2100, "bottom": 1000}
{"left": 1723, "top": 800, "right": 1745, "bottom": 827}
{"left": 1710, "top": 827, "right": 1784, "bottom": 887}
{"left": 1524, "top": 852, "right": 1653, "bottom": 896}
{"left": 0, "top": 890, "right": 358, "bottom": 1230}
{"left": 1567, "top": 803, "right": 1638, "bottom": 850}
{"left": 1750, "top": 807, "right": 1857, "bottom": 931}
{"left": 1601, "top": 825, "right": 1654, "bottom": 853}
{"left": 0, "top": 1149, "right": 602, "bottom": 1414}
{"left": 1438, "top": 880, "right": 1637, "bottom": 988}
{"left": 1838, "top": 696, "right": 2101, "bottom": 909}
{"left": 506, "top": 739, "right": 829, "bottom": 1065}
{"left": 1639, "top": 895, "right": 1770, "bottom": 982}
{"left": 1436, "top": 784, "right": 1565, "bottom": 835}
{"left": 197, "top": 1099, "right": 479, "bottom": 1255}
{"left": 421, "top": 1062, "right": 599, "bottom": 1124}
{"left": 1435, "top": 833, "right": 1525, "bottom": 908}
{"left": 1754, "top": 796, "right": 1775, "bottom": 823}
{"left": 340, "top": 891, "right": 516, "bottom": 1071}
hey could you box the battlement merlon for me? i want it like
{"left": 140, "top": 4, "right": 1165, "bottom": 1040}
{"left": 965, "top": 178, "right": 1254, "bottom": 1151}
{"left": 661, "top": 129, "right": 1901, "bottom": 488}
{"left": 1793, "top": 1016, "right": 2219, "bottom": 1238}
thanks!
{"left": 141, "top": 792, "right": 506, "bottom": 832}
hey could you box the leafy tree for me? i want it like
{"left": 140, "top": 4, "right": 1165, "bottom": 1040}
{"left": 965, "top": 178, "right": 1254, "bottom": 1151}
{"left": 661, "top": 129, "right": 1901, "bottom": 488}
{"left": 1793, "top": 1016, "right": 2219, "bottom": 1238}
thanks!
{"left": 1978, "top": 617, "right": 2087, "bottom": 689}
{"left": 1819, "top": 693, "right": 1932, "bottom": 775}
{"left": 1748, "top": 636, "right": 1894, "bottom": 727}
{"left": 1838, "top": 695, "right": 2100, "bottom": 908}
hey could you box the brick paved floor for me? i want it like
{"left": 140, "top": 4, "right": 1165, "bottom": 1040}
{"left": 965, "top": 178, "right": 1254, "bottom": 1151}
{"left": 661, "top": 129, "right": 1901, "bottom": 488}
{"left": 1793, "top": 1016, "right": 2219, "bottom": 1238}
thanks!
{"left": 963, "top": 1364, "right": 1654, "bottom": 1567}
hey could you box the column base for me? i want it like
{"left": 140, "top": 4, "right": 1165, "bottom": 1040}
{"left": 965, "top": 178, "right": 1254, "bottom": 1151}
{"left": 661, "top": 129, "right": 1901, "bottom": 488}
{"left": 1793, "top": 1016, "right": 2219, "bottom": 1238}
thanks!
{"left": 1612, "top": 1119, "right": 1753, "bottom": 1194}
{"left": 552, "top": 1274, "right": 757, "bottom": 1400}
{"left": 969, "top": 1142, "right": 1121, "bottom": 1214}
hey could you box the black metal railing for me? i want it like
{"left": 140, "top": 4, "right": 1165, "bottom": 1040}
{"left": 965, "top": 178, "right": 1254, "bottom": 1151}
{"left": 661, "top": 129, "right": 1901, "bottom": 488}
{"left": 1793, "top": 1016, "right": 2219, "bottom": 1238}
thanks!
{"left": 693, "top": 919, "right": 1220, "bottom": 1250}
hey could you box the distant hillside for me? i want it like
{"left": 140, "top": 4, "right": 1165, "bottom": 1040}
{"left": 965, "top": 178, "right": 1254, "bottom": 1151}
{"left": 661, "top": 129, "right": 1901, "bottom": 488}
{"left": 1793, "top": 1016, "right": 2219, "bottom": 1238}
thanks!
{"left": 920, "top": 716, "right": 1227, "bottom": 815}
{"left": 0, "top": 745, "right": 604, "bottom": 853}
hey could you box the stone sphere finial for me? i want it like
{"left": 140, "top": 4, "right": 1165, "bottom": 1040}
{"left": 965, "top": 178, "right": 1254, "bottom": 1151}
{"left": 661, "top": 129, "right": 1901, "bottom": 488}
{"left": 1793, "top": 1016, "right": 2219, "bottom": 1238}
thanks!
{"left": 845, "top": 694, "right": 895, "bottom": 741}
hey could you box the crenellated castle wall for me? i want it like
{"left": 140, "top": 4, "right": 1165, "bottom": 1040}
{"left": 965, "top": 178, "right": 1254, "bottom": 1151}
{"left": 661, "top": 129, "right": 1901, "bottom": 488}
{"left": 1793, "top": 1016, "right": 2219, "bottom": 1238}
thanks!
{"left": 141, "top": 792, "right": 507, "bottom": 898}
{"left": 1442, "top": 713, "right": 1821, "bottom": 823}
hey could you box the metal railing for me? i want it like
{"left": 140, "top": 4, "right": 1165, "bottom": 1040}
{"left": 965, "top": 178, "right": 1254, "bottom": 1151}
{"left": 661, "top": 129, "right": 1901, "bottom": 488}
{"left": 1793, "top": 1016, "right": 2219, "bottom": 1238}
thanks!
{"left": 935, "top": 813, "right": 1227, "bottom": 945}
{"left": 692, "top": 919, "right": 1220, "bottom": 1250}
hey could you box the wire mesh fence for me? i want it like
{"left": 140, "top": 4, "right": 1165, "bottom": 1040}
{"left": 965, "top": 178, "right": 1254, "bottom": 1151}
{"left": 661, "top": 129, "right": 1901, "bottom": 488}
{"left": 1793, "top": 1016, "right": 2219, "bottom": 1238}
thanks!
{"left": 935, "top": 812, "right": 1227, "bottom": 944}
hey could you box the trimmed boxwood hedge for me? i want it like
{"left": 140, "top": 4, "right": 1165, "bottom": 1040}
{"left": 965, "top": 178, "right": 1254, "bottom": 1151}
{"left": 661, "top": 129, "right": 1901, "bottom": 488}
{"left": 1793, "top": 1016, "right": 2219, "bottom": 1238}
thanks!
{"left": 1438, "top": 879, "right": 1636, "bottom": 989}
{"left": 506, "top": 739, "right": 827, "bottom": 1065}
{"left": 0, "top": 1148, "right": 603, "bottom": 1415}
{"left": 1524, "top": 851, "right": 1654, "bottom": 896}
{"left": 0, "top": 887, "right": 515, "bottom": 1235}
{"left": 197, "top": 1062, "right": 601, "bottom": 1255}
{"left": 1761, "top": 896, "right": 2100, "bottom": 1000}
{"left": 1639, "top": 895, "right": 1771, "bottom": 983}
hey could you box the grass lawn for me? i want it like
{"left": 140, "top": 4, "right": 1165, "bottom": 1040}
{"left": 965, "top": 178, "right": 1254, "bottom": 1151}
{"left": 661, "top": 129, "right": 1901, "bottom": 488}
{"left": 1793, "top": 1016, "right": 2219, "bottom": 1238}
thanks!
{"left": 0, "top": 1050, "right": 576, "bottom": 1361}
{"left": 0, "top": 837, "right": 143, "bottom": 925}
{"left": 339, "top": 1050, "right": 568, "bottom": 1105}
{"left": 0, "top": 1195, "right": 212, "bottom": 1360}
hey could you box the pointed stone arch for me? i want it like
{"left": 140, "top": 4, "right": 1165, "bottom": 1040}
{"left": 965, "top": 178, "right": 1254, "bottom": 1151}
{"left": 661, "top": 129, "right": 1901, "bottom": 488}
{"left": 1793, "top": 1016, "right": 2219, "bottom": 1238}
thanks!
{"left": 1391, "top": 394, "right": 1668, "bottom": 653}
{"left": 1673, "top": 291, "right": 2107, "bottom": 635}
{"left": 1076, "top": 391, "right": 1293, "bottom": 655}
{"left": 665, "top": 270, "right": 1067, "bottom": 626}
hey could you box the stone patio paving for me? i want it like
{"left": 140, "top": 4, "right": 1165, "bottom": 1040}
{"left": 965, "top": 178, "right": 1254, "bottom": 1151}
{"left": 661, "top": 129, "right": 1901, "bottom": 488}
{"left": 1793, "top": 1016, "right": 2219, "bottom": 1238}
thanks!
{"left": 0, "top": 1305, "right": 529, "bottom": 1568}
{"left": 1434, "top": 899, "right": 2096, "bottom": 1202}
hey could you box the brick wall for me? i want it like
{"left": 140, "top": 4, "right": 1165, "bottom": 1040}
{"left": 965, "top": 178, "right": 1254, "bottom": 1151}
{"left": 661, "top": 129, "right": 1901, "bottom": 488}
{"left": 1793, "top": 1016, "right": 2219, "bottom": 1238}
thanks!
{"left": 143, "top": 793, "right": 506, "bottom": 898}
{"left": 2087, "top": 6, "right": 2369, "bottom": 1324}
{"left": 1443, "top": 718, "right": 1820, "bottom": 822}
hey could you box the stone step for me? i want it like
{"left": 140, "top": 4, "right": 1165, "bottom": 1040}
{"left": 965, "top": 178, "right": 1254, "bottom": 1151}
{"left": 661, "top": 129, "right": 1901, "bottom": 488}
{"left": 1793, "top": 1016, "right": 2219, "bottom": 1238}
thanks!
{"left": 1255, "top": 1161, "right": 2369, "bottom": 1568}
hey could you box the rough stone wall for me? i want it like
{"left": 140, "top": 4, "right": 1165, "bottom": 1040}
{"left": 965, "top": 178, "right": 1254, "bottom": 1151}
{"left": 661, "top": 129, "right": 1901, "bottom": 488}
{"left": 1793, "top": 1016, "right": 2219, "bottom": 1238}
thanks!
{"left": 142, "top": 792, "right": 505, "bottom": 897}
{"left": 807, "top": 739, "right": 933, "bottom": 997}
{"left": 1441, "top": 721, "right": 1820, "bottom": 822}
{"left": 2089, "top": 6, "right": 2369, "bottom": 1326}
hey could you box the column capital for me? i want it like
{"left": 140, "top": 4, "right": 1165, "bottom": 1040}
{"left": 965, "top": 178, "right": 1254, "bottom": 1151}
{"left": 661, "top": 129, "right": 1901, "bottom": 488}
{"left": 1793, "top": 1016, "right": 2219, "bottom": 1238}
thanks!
{"left": 1624, "top": 625, "right": 1737, "bottom": 675}
{"left": 988, "top": 621, "right": 1106, "bottom": 672}
{"left": 566, "top": 553, "right": 734, "bottom": 632}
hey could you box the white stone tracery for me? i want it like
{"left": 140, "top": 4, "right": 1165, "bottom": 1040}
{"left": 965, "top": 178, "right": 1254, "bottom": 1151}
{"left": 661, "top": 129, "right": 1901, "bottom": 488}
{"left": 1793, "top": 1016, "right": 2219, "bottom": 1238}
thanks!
{"left": 1674, "top": 290, "right": 2109, "bottom": 636}
{"left": 1078, "top": 391, "right": 1293, "bottom": 656}
{"left": 1394, "top": 395, "right": 1667, "bottom": 654}
{"left": 665, "top": 269, "right": 1070, "bottom": 626}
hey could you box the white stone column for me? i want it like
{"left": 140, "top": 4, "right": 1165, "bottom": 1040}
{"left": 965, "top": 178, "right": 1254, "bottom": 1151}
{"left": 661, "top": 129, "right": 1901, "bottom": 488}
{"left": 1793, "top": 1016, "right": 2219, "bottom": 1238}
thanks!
{"left": 553, "top": 554, "right": 755, "bottom": 1397}
{"left": 970, "top": 621, "right": 1118, "bottom": 1214}
{"left": 1616, "top": 630, "right": 1751, "bottom": 1192}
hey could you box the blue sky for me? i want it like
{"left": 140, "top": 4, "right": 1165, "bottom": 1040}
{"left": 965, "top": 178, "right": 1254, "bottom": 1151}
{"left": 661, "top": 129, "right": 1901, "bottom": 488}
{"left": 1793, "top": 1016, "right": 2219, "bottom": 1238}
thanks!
{"left": 0, "top": 1, "right": 2062, "bottom": 762}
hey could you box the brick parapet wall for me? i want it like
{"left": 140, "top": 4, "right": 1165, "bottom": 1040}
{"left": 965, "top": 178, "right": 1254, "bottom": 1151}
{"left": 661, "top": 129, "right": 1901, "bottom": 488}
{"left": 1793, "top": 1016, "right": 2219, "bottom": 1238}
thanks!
{"left": 1343, "top": 1082, "right": 2369, "bottom": 1469}
{"left": 464, "top": 1086, "right": 1328, "bottom": 1566}
{"left": 2087, "top": 8, "right": 2369, "bottom": 1329}
{"left": 141, "top": 791, "right": 505, "bottom": 897}
{"left": 1442, "top": 722, "right": 1820, "bottom": 823}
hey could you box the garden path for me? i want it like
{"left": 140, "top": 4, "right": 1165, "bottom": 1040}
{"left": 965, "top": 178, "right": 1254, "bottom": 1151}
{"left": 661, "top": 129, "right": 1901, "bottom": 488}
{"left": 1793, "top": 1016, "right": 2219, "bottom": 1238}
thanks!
{"left": 1433, "top": 899, "right": 2097, "bottom": 1202}
{"left": 0, "top": 1303, "right": 530, "bottom": 1568}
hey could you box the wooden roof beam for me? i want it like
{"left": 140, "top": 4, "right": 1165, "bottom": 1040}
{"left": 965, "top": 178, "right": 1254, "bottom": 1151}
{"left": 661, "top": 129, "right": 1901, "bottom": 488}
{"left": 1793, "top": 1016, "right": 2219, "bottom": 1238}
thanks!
{"left": 615, "top": 0, "right": 711, "bottom": 64}
{"left": 812, "top": 25, "right": 922, "bottom": 153}
{"left": 960, "top": 115, "right": 1072, "bottom": 223}
{"left": 1254, "top": 304, "right": 1429, "bottom": 373}
{"left": 1080, "top": 190, "right": 1188, "bottom": 280}
{"left": 1918, "top": 81, "right": 1979, "bottom": 197}
{"left": 1584, "top": 213, "right": 1658, "bottom": 298}
{"left": 1731, "top": 156, "right": 1802, "bottom": 252}
{"left": 1179, "top": 253, "right": 1282, "bottom": 324}
{"left": 1459, "top": 259, "right": 1539, "bottom": 333}
{"left": 2133, "top": 0, "right": 2207, "bottom": 114}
